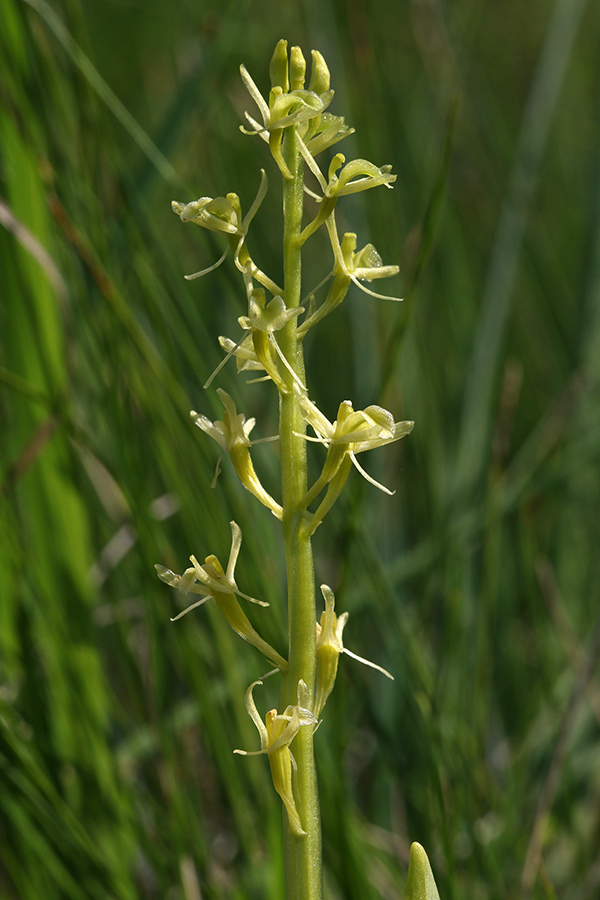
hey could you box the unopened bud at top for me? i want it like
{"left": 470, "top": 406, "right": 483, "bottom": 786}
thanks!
{"left": 308, "top": 50, "right": 330, "bottom": 94}
{"left": 269, "top": 39, "right": 289, "bottom": 92}
{"left": 289, "top": 45, "right": 306, "bottom": 90}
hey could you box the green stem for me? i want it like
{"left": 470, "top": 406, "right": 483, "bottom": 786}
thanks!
{"left": 278, "top": 126, "right": 322, "bottom": 900}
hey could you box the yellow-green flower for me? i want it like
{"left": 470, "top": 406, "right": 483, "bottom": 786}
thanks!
{"left": 315, "top": 585, "right": 393, "bottom": 718}
{"left": 300, "top": 393, "right": 414, "bottom": 495}
{"left": 297, "top": 144, "right": 397, "bottom": 244}
{"left": 205, "top": 289, "right": 305, "bottom": 392}
{"left": 297, "top": 393, "right": 413, "bottom": 534}
{"left": 171, "top": 170, "right": 282, "bottom": 295}
{"left": 238, "top": 289, "right": 305, "bottom": 393}
{"left": 324, "top": 153, "right": 396, "bottom": 198}
{"left": 234, "top": 679, "right": 317, "bottom": 835}
{"left": 192, "top": 388, "right": 282, "bottom": 518}
{"left": 298, "top": 230, "right": 401, "bottom": 337}
{"left": 333, "top": 231, "right": 402, "bottom": 300}
{"left": 155, "top": 522, "right": 287, "bottom": 670}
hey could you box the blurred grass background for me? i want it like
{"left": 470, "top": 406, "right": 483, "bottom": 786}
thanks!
{"left": 1, "top": 0, "right": 600, "bottom": 898}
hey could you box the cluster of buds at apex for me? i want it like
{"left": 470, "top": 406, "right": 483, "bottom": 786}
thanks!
{"left": 155, "top": 522, "right": 287, "bottom": 671}
{"left": 297, "top": 392, "right": 414, "bottom": 533}
{"left": 241, "top": 40, "right": 352, "bottom": 180}
{"left": 234, "top": 679, "right": 317, "bottom": 836}
{"left": 315, "top": 585, "right": 393, "bottom": 718}
{"left": 192, "top": 389, "right": 282, "bottom": 519}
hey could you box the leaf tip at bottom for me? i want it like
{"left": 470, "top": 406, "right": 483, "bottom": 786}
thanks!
{"left": 404, "top": 842, "right": 441, "bottom": 900}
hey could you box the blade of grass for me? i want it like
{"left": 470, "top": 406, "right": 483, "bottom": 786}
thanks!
{"left": 22, "top": 0, "right": 181, "bottom": 187}
{"left": 453, "top": 0, "right": 590, "bottom": 505}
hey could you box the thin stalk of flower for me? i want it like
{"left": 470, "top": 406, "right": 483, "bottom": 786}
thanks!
{"left": 296, "top": 273, "right": 349, "bottom": 338}
{"left": 302, "top": 454, "right": 352, "bottom": 538}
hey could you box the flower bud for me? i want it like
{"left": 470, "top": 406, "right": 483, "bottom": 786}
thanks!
{"left": 269, "top": 39, "right": 289, "bottom": 92}
{"left": 289, "top": 45, "right": 306, "bottom": 90}
{"left": 265, "top": 710, "right": 306, "bottom": 836}
{"left": 309, "top": 50, "right": 330, "bottom": 94}
{"left": 313, "top": 585, "right": 394, "bottom": 716}
{"left": 315, "top": 585, "right": 347, "bottom": 717}
{"left": 192, "top": 390, "right": 283, "bottom": 517}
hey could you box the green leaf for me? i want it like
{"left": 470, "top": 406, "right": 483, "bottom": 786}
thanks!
{"left": 403, "top": 843, "right": 441, "bottom": 900}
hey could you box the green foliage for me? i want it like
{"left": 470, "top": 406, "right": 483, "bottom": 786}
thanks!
{"left": 404, "top": 843, "right": 440, "bottom": 900}
{"left": 1, "top": 0, "right": 600, "bottom": 898}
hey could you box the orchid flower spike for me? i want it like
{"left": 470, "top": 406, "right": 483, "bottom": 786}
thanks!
{"left": 315, "top": 585, "right": 393, "bottom": 718}
{"left": 234, "top": 679, "right": 317, "bottom": 835}
{"left": 171, "top": 170, "right": 282, "bottom": 295}
{"left": 192, "top": 388, "right": 282, "bottom": 518}
{"left": 155, "top": 523, "right": 287, "bottom": 670}
{"left": 240, "top": 40, "right": 338, "bottom": 179}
